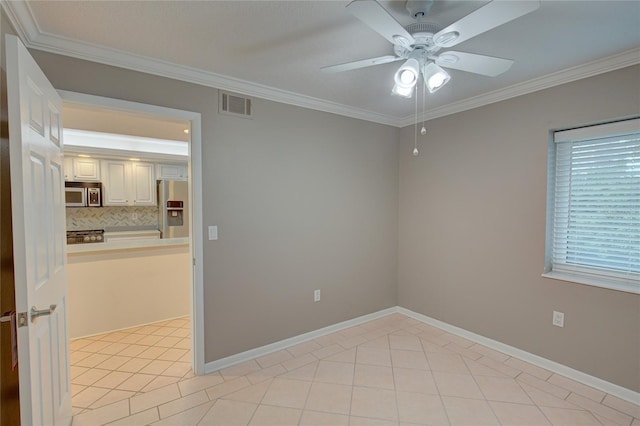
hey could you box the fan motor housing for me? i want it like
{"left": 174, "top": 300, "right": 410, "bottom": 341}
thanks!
{"left": 406, "top": 21, "right": 442, "bottom": 35}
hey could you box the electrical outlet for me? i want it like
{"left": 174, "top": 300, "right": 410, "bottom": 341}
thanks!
{"left": 552, "top": 311, "right": 565, "bottom": 327}
{"left": 314, "top": 289, "right": 321, "bottom": 302}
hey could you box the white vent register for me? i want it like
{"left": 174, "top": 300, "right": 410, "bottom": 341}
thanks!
{"left": 219, "top": 91, "right": 252, "bottom": 118}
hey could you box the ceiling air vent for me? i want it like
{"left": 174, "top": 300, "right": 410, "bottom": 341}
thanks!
{"left": 219, "top": 91, "right": 252, "bottom": 118}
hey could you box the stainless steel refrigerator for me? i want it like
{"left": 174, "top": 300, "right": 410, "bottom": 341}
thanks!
{"left": 158, "top": 180, "right": 189, "bottom": 239}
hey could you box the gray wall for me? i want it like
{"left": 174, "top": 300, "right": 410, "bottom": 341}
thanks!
{"left": 398, "top": 65, "right": 640, "bottom": 392}
{"left": 19, "top": 41, "right": 639, "bottom": 392}
{"left": 30, "top": 50, "right": 399, "bottom": 363}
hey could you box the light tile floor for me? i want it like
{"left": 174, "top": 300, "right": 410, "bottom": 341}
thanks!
{"left": 71, "top": 316, "right": 192, "bottom": 417}
{"left": 71, "top": 313, "right": 640, "bottom": 425}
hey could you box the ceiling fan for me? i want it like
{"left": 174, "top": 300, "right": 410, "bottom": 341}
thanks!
{"left": 322, "top": 0, "right": 540, "bottom": 97}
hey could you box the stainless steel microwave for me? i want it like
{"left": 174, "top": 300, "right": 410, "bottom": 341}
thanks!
{"left": 64, "top": 182, "right": 102, "bottom": 207}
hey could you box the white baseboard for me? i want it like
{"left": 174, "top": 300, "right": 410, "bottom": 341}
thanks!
{"left": 397, "top": 307, "right": 640, "bottom": 406}
{"left": 203, "top": 305, "right": 639, "bottom": 405}
{"left": 203, "top": 307, "right": 398, "bottom": 374}
{"left": 70, "top": 314, "right": 189, "bottom": 341}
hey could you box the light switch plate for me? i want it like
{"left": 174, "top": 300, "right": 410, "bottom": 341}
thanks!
{"left": 208, "top": 226, "right": 218, "bottom": 241}
{"left": 552, "top": 310, "right": 564, "bottom": 327}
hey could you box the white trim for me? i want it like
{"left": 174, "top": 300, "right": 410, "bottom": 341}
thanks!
{"left": 69, "top": 314, "right": 189, "bottom": 341}
{"left": 190, "top": 113, "right": 205, "bottom": 375}
{"left": 203, "top": 305, "right": 640, "bottom": 405}
{"left": 542, "top": 271, "right": 640, "bottom": 296}
{"left": 57, "top": 90, "right": 206, "bottom": 376}
{"left": 396, "top": 307, "right": 640, "bottom": 405}
{"left": 0, "top": 0, "right": 39, "bottom": 42}
{"left": 554, "top": 117, "right": 640, "bottom": 143}
{"left": 3, "top": 0, "right": 638, "bottom": 128}
{"left": 203, "top": 308, "right": 398, "bottom": 374}
{"left": 19, "top": 29, "right": 399, "bottom": 127}
{"left": 63, "top": 129, "right": 188, "bottom": 158}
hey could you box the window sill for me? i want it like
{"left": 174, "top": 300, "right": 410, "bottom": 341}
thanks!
{"left": 542, "top": 271, "right": 639, "bottom": 295}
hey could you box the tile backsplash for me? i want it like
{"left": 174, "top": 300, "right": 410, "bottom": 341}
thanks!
{"left": 66, "top": 206, "right": 158, "bottom": 230}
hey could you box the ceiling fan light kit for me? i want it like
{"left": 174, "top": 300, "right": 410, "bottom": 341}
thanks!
{"left": 423, "top": 62, "right": 451, "bottom": 93}
{"left": 323, "top": 0, "right": 540, "bottom": 97}
{"left": 322, "top": 0, "right": 540, "bottom": 154}
{"left": 392, "top": 83, "right": 414, "bottom": 98}
{"left": 394, "top": 58, "right": 420, "bottom": 88}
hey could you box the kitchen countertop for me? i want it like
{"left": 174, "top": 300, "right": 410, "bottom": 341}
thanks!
{"left": 103, "top": 225, "right": 160, "bottom": 232}
{"left": 66, "top": 237, "right": 189, "bottom": 254}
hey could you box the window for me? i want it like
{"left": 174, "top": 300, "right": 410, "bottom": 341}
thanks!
{"left": 544, "top": 118, "right": 640, "bottom": 294}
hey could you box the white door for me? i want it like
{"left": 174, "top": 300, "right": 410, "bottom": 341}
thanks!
{"left": 6, "top": 35, "right": 72, "bottom": 426}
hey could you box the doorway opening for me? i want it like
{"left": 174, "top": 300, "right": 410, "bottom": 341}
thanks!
{"left": 58, "top": 91, "right": 204, "bottom": 415}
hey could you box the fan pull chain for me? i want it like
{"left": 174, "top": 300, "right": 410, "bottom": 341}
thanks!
{"left": 421, "top": 80, "right": 427, "bottom": 136}
{"left": 413, "top": 84, "right": 419, "bottom": 156}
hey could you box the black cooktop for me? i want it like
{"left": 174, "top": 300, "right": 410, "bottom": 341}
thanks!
{"left": 66, "top": 229, "right": 105, "bottom": 244}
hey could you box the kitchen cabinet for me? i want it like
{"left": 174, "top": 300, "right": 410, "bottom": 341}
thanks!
{"left": 131, "top": 162, "right": 156, "bottom": 205}
{"left": 64, "top": 156, "right": 101, "bottom": 181}
{"left": 157, "top": 163, "right": 187, "bottom": 181}
{"left": 102, "top": 160, "right": 156, "bottom": 206}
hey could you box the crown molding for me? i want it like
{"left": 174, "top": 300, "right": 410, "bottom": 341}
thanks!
{"left": 0, "top": 0, "right": 39, "bottom": 42}
{"left": 1, "top": 0, "right": 400, "bottom": 127}
{"left": 397, "top": 48, "right": 640, "bottom": 127}
{"left": 4, "top": 0, "right": 639, "bottom": 129}
{"left": 33, "top": 31, "right": 401, "bottom": 127}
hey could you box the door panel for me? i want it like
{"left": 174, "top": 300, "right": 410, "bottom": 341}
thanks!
{"left": 27, "top": 78, "right": 45, "bottom": 136}
{"left": 31, "top": 152, "right": 50, "bottom": 288}
{"left": 51, "top": 160, "right": 65, "bottom": 270}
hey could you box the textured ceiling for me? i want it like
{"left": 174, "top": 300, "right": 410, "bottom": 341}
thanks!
{"left": 7, "top": 1, "right": 640, "bottom": 125}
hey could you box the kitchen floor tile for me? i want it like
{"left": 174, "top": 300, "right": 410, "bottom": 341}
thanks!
{"left": 92, "top": 371, "right": 133, "bottom": 389}
{"left": 116, "top": 373, "right": 157, "bottom": 392}
{"left": 73, "top": 368, "right": 112, "bottom": 386}
{"left": 116, "top": 357, "right": 152, "bottom": 373}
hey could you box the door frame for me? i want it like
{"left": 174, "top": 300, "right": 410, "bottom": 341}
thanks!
{"left": 58, "top": 90, "right": 205, "bottom": 375}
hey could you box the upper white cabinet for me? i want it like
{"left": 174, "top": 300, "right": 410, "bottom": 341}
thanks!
{"left": 157, "top": 163, "right": 187, "bottom": 181}
{"left": 64, "top": 157, "right": 73, "bottom": 181}
{"left": 131, "top": 162, "right": 156, "bottom": 205}
{"left": 64, "top": 156, "right": 101, "bottom": 181}
{"left": 102, "top": 160, "right": 130, "bottom": 205}
{"left": 102, "top": 160, "right": 156, "bottom": 206}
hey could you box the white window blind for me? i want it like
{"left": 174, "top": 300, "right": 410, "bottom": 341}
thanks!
{"left": 545, "top": 118, "right": 640, "bottom": 294}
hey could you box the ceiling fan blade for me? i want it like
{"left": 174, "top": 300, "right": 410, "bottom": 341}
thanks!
{"left": 321, "top": 55, "right": 402, "bottom": 73}
{"left": 433, "top": 0, "right": 540, "bottom": 48}
{"left": 436, "top": 51, "right": 513, "bottom": 77}
{"left": 346, "top": 0, "right": 415, "bottom": 47}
